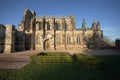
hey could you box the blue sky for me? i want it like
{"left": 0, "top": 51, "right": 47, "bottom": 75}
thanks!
{"left": 0, "top": 0, "right": 120, "bottom": 41}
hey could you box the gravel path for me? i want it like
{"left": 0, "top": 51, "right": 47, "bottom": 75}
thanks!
{"left": 84, "top": 49, "right": 120, "bottom": 55}
{"left": 0, "top": 50, "right": 38, "bottom": 70}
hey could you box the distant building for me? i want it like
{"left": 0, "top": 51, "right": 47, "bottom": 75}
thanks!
{"left": 0, "top": 9, "right": 103, "bottom": 53}
{"left": 116, "top": 38, "right": 120, "bottom": 49}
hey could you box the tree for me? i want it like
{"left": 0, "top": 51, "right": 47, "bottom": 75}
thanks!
{"left": 103, "top": 36, "right": 115, "bottom": 47}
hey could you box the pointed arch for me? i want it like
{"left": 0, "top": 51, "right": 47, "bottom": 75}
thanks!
{"left": 56, "top": 35, "right": 61, "bottom": 44}
{"left": 65, "top": 22, "right": 68, "bottom": 30}
{"left": 56, "top": 22, "right": 60, "bottom": 30}
{"left": 39, "top": 22, "right": 43, "bottom": 30}
{"left": 76, "top": 35, "right": 80, "bottom": 44}
{"left": 66, "top": 35, "right": 71, "bottom": 44}
{"left": 47, "top": 22, "right": 50, "bottom": 30}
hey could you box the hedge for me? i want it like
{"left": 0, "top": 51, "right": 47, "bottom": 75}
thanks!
{"left": 75, "top": 54, "right": 103, "bottom": 69}
{"left": 30, "top": 52, "right": 73, "bottom": 63}
{"left": 30, "top": 52, "right": 103, "bottom": 68}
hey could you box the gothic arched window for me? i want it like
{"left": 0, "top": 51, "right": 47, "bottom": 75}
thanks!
{"left": 56, "top": 23, "right": 60, "bottom": 30}
{"left": 47, "top": 22, "right": 50, "bottom": 30}
{"left": 39, "top": 22, "right": 43, "bottom": 30}
{"left": 65, "top": 23, "right": 68, "bottom": 30}
{"left": 85, "top": 37, "right": 90, "bottom": 43}
{"left": 56, "top": 36, "right": 61, "bottom": 44}
{"left": 77, "top": 35, "right": 80, "bottom": 44}
{"left": 67, "top": 35, "right": 70, "bottom": 44}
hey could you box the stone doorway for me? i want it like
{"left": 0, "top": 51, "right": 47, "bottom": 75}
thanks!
{"left": 43, "top": 39, "right": 50, "bottom": 50}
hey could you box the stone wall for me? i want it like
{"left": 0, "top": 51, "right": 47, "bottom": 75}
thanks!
{"left": 34, "top": 15, "right": 103, "bottom": 50}
{"left": 0, "top": 24, "right": 5, "bottom": 53}
{"left": 4, "top": 25, "right": 15, "bottom": 53}
{"left": 15, "top": 31, "right": 25, "bottom": 51}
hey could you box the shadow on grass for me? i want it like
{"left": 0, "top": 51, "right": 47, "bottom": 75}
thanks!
{"left": 37, "top": 52, "right": 48, "bottom": 56}
{"left": 0, "top": 62, "right": 103, "bottom": 80}
{"left": 98, "top": 55, "right": 120, "bottom": 80}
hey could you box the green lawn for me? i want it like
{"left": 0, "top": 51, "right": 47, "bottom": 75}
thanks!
{"left": 0, "top": 52, "right": 120, "bottom": 80}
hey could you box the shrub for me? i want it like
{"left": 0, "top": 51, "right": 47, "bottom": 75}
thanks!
{"left": 75, "top": 54, "right": 103, "bottom": 69}
{"left": 30, "top": 52, "right": 73, "bottom": 64}
{"left": 30, "top": 52, "right": 103, "bottom": 68}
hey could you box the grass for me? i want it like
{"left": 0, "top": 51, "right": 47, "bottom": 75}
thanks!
{"left": 0, "top": 52, "right": 120, "bottom": 80}
{"left": 0, "top": 63, "right": 103, "bottom": 80}
{"left": 98, "top": 55, "right": 120, "bottom": 80}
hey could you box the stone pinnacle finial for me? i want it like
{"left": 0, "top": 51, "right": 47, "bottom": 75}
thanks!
{"left": 97, "top": 21, "right": 100, "bottom": 30}
{"left": 70, "top": 15, "right": 74, "bottom": 19}
{"left": 82, "top": 18, "right": 86, "bottom": 30}
{"left": 24, "top": 8, "right": 29, "bottom": 16}
{"left": 32, "top": 11, "right": 36, "bottom": 16}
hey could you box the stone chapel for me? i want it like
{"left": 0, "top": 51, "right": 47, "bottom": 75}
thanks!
{"left": 0, "top": 9, "right": 103, "bottom": 53}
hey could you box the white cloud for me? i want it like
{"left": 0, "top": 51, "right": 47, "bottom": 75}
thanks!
{"left": 104, "top": 34, "right": 120, "bottom": 41}
{"left": 103, "top": 27, "right": 117, "bottom": 31}
{"left": 105, "top": 35, "right": 116, "bottom": 37}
